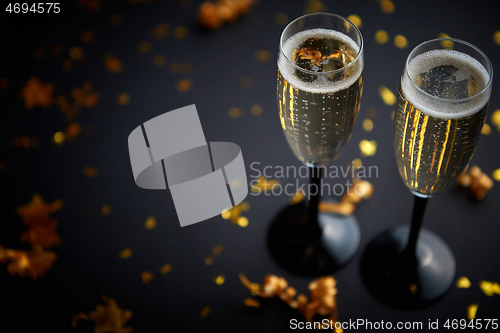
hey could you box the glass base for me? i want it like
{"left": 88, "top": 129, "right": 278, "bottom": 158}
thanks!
{"left": 360, "top": 226, "right": 456, "bottom": 310}
{"left": 267, "top": 201, "right": 360, "bottom": 277}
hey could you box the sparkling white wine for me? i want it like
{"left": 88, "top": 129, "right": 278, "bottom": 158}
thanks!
{"left": 394, "top": 49, "right": 490, "bottom": 196}
{"left": 277, "top": 29, "right": 363, "bottom": 166}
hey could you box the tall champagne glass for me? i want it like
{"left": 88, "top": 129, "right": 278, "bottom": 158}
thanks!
{"left": 361, "top": 38, "right": 493, "bottom": 309}
{"left": 268, "top": 13, "right": 364, "bottom": 276}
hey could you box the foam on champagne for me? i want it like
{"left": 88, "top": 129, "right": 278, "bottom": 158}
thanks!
{"left": 401, "top": 49, "right": 491, "bottom": 119}
{"left": 278, "top": 29, "right": 362, "bottom": 94}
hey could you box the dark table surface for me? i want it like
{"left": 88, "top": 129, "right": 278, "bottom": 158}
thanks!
{"left": 1, "top": 0, "right": 499, "bottom": 332}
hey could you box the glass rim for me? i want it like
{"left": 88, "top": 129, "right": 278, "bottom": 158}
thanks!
{"left": 404, "top": 37, "right": 493, "bottom": 103}
{"left": 279, "top": 12, "right": 364, "bottom": 76}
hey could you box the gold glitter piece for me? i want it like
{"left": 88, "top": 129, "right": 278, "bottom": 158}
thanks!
{"left": 374, "top": 30, "right": 389, "bottom": 44}
{"left": 409, "top": 284, "right": 417, "bottom": 294}
{"left": 352, "top": 158, "right": 362, "bottom": 169}
{"left": 20, "top": 76, "right": 54, "bottom": 110}
{"left": 116, "top": 93, "right": 130, "bottom": 106}
{"left": 491, "top": 109, "right": 500, "bottom": 130}
{"left": 243, "top": 297, "right": 261, "bottom": 307}
{"left": 222, "top": 202, "right": 250, "bottom": 226}
{"left": 72, "top": 296, "right": 132, "bottom": 332}
{"left": 304, "top": 0, "right": 327, "bottom": 13}
{"left": 174, "top": 26, "right": 188, "bottom": 39}
{"left": 468, "top": 304, "right": 479, "bottom": 320}
{"left": 140, "top": 271, "right": 154, "bottom": 284}
{"left": 176, "top": 79, "right": 192, "bottom": 92}
{"left": 81, "top": 31, "right": 95, "bottom": 43}
{"left": 494, "top": 31, "right": 500, "bottom": 45}
{"left": 438, "top": 33, "right": 454, "bottom": 49}
{"left": 359, "top": 140, "right": 377, "bottom": 157}
{"left": 101, "top": 205, "right": 111, "bottom": 215}
{"left": 221, "top": 210, "right": 231, "bottom": 219}
{"left": 69, "top": 47, "right": 85, "bottom": 61}
{"left": 239, "top": 77, "right": 252, "bottom": 89}
{"left": 144, "top": 216, "right": 156, "bottom": 229}
{"left": 380, "top": 0, "right": 395, "bottom": 14}
{"left": 481, "top": 123, "right": 491, "bottom": 135}
{"left": 118, "top": 248, "right": 132, "bottom": 259}
{"left": 108, "top": 14, "right": 124, "bottom": 26}
{"left": 251, "top": 104, "right": 263, "bottom": 116}
{"left": 62, "top": 59, "right": 74, "bottom": 71}
{"left": 319, "top": 201, "right": 355, "bottom": 215}
{"left": 200, "top": 306, "right": 211, "bottom": 319}
{"left": 53, "top": 132, "right": 65, "bottom": 145}
{"left": 394, "top": 34, "right": 408, "bottom": 48}
{"left": 379, "top": 85, "right": 396, "bottom": 105}
{"left": 83, "top": 167, "right": 98, "bottom": 178}
{"left": 228, "top": 107, "right": 242, "bottom": 118}
{"left": 492, "top": 169, "right": 500, "bottom": 182}
{"left": 138, "top": 41, "right": 152, "bottom": 53}
{"left": 151, "top": 23, "right": 170, "bottom": 40}
{"left": 237, "top": 217, "right": 248, "bottom": 228}
{"left": 160, "top": 263, "right": 172, "bottom": 274}
{"left": 456, "top": 276, "right": 471, "bottom": 288}
{"left": 103, "top": 54, "right": 123, "bottom": 73}
{"left": 214, "top": 275, "right": 225, "bottom": 285}
{"left": 362, "top": 119, "right": 373, "bottom": 132}
{"left": 347, "top": 14, "right": 362, "bottom": 28}
{"left": 289, "top": 189, "right": 305, "bottom": 205}
{"left": 153, "top": 54, "right": 167, "bottom": 68}
{"left": 479, "top": 280, "right": 500, "bottom": 296}
{"left": 335, "top": 328, "right": 344, "bottom": 333}
{"left": 255, "top": 50, "right": 272, "bottom": 62}
{"left": 275, "top": 12, "right": 288, "bottom": 26}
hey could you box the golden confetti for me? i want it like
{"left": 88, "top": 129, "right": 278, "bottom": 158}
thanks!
{"left": 35, "top": 48, "right": 46, "bottom": 59}
{"left": 83, "top": 166, "right": 98, "bottom": 178}
{"left": 62, "top": 59, "right": 74, "bottom": 71}
{"left": 69, "top": 47, "right": 85, "bottom": 61}
{"left": 160, "top": 263, "right": 172, "bottom": 274}
{"left": 335, "top": 327, "right": 344, "bottom": 333}
{"left": 237, "top": 217, "right": 249, "bottom": 228}
{"left": 140, "top": 271, "right": 154, "bottom": 284}
{"left": 347, "top": 14, "right": 362, "bottom": 28}
{"left": 468, "top": 304, "right": 479, "bottom": 320}
{"left": 214, "top": 275, "right": 225, "bottom": 285}
{"left": 352, "top": 158, "right": 362, "bottom": 169}
{"left": 374, "top": 30, "right": 389, "bottom": 44}
{"left": 52, "top": 132, "right": 65, "bottom": 145}
{"left": 153, "top": 54, "right": 167, "bottom": 68}
{"left": 72, "top": 296, "right": 133, "bottom": 332}
{"left": 151, "top": 23, "right": 170, "bottom": 40}
{"left": 239, "top": 77, "right": 252, "bottom": 89}
{"left": 456, "top": 276, "right": 471, "bottom": 288}
{"left": 438, "top": 33, "right": 454, "bottom": 49}
{"left": 138, "top": 41, "right": 152, "bottom": 53}
{"left": 174, "top": 26, "right": 188, "bottom": 39}
{"left": 362, "top": 119, "right": 373, "bottom": 132}
{"left": 394, "top": 34, "right": 408, "bottom": 48}
{"left": 491, "top": 109, "right": 500, "bottom": 130}
{"left": 65, "top": 122, "right": 82, "bottom": 142}
{"left": 103, "top": 54, "right": 123, "bottom": 73}
{"left": 118, "top": 248, "right": 132, "bottom": 259}
{"left": 359, "top": 140, "right": 377, "bottom": 157}
{"left": 289, "top": 189, "right": 305, "bottom": 205}
{"left": 72, "top": 81, "right": 100, "bottom": 109}
{"left": 145, "top": 216, "right": 156, "bottom": 229}
{"left": 108, "top": 14, "right": 125, "bottom": 26}
{"left": 409, "top": 283, "right": 417, "bottom": 294}
{"left": 228, "top": 107, "right": 242, "bottom": 118}
{"left": 176, "top": 79, "right": 192, "bottom": 92}
{"left": 492, "top": 168, "right": 500, "bottom": 182}
{"left": 243, "top": 297, "right": 261, "bottom": 307}
{"left": 250, "top": 104, "right": 263, "bottom": 116}
{"left": 16, "top": 194, "right": 63, "bottom": 223}
{"left": 255, "top": 50, "right": 272, "bottom": 62}
{"left": 81, "top": 30, "right": 95, "bottom": 43}
{"left": 319, "top": 201, "right": 355, "bottom": 215}
{"left": 0, "top": 247, "right": 57, "bottom": 279}
{"left": 200, "top": 306, "right": 211, "bottom": 319}
{"left": 378, "top": 85, "right": 396, "bottom": 105}
{"left": 481, "top": 123, "right": 491, "bottom": 135}
{"left": 19, "top": 76, "right": 54, "bottom": 110}
{"left": 493, "top": 30, "right": 500, "bottom": 45}
{"left": 380, "top": 0, "right": 395, "bottom": 14}
{"left": 116, "top": 93, "right": 130, "bottom": 106}
{"left": 101, "top": 205, "right": 111, "bottom": 215}
{"left": 275, "top": 12, "right": 288, "bottom": 26}
{"left": 304, "top": 0, "right": 327, "bottom": 13}
{"left": 479, "top": 280, "right": 500, "bottom": 296}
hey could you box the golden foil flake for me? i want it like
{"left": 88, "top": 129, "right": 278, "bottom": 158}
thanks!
{"left": 81, "top": 30, "right": 95, "bottom": 43}
{"left": 221, "top": 202, "right": 250, "bottom": 226}
{"left": 347, "top": 14, "right": 362, "bottom": 28}
{"left": 198, "top": 0, "right": 254, "bottom": 30}
{"left": 101, "top": 205, "right": 111, "bottom": 215}
{"left": 72, "top": 81, "right": 100, "bottom": 108}
{"left": 141, "top": 271, "right": 154, "bottom": 283}
{"left": 116, "top": 93, "right": 131, "bottom": 106}
{"left": 289, "top": 189, "right": 305, "bottom": 205}
{"left": 457, "top": 166, "right": 494, "bottom": 200}
{"left": 390, "top": 110, "right": 395, "bottom": 120}
{"left": 493, "top": 30, "right": 500, "bottom": 45}
{"left": 255, "top": 50, "right": 272, "bottom": 62}
{"left": 108, "top": 14, "right": 125, "bottom": 26}
{"left": 118, "top": 248, "right": 132, "bottom": 259}
{"left": 380, "top": 0, "right": 395, "bottom": 14}
{"left": 72, "top": 296, "right": 133, "bottom": 333}
{"left": 239, "top": 76, "right": 252, "bottom": 89}
{"left": 362, "top": 119, "right": 373, "bottom": 132}
{"left": 69, "top": 47, "right": 85, "bottom": 61}
{"left": 176, "top": 79, "right": 192, "bottom": 92}
{"left": 19, "top": 76, "right": 54, "bottom": 110}
{"left": 304, "top": 0, "right": 327, "bottom": 13}
{"left": 492, "top": 168, "right": 500, "bottom": 182}
{"left": 151, "top": 23, "right": 170, "bottom": 40}
{"left": 438, "top": 33, "right": 454, "bottom": 49}
{"left": 491, "top": 109, "right": 500, "bottom": 130}
{"left": 359, "top": 140, "right": 377, "bottom": 157}
{"left": 174, "top": 26, "right": 188, "bottom": 39}
{"left": 237, "top": 217, "right": 249, "bottom": 228}
{"left": 228, "top": 107, "right": 242, "bottom": 118}
{"left": 83, "top": 166, "right": 98, "bottom": 178}
{"left": 394, "top": 34, "right": 408, "bottom": 48}
{"left": 319, "top": 201, "right": 355, "bottom": 215}
{"left": 169, "top": 62, "right": 193, "bottom": 74}
{"left": 78, "top": 0, "right": 102, "bottom": 12}
{"left": 144, "top": 216, "right": 156, "bottom": 229}
{"left": 205, "top": 244, "right": 223, "bottom": 265}
{"left": 252, "top": 176, "right": 280, "bottom": 193}
{"left": 352, "top": 158, "right": 363, "bottom": 169}
{"left": 200, "top": 306, "right": 211, "bottom": 319}
{"left": 335, "top": 327, "right": 344, "bottom": 333}
{"left": 62, "top": 59, "right": 74, "bottom": 71}
{"left": 251, "top": 104, "right": 263, "bottom": 116}
{"left": 374, "top": 30, "right": 389, "bottom": 44}
{"left": 468, "top": 304, "right": 479, "bottom": 320}
{"left": 104, "top": 54, "right": 123, "bottom": 73}
{"left": 275, "top": 12, "right": 288, "bottom": 26}
{"left": 160, "top": 263, "right": 172, "bottom": 274}
{"left": 378, "top": 85, "right": 396, "bottom": 105}
{"left": 481, "top": 123, "right": 491, "bottom": 135}
{"left": 409, "top": 283, "right": 417, "bottom": 294}
{"left": 138, "top": 41, "right": 152, "bottom": 53}
{"left": 51, "top": 43, "right": 65, "bottom": 56}
{"left": 243, "top": 297, "right": 261, "bottom": 307}
{"left": 214, "top": 274, "right": 226, "bottom": 285}
{"left": 20, "top": 219, "right": 60, "bottom": 249}
{"left": 153, "top": 54, "right": 167, "bottom": 68}
{"left": 65, "top": 122, "right": 82, "bottom": 142}
{"left": 456, "top": 276, "right": 471, "bottom": 288}
{"left": 0, "top": 247, "right": 57, "bottom": 279}
{"left": 17, "top": 194, "right": 63, "bottom": 223}
{"left": 11, "top": 137, "right": 39, "bottom": 149}
{"left": 479, "top": 280, "right": 500, "bottom": 296}
{"left": 35, "top": 48, "right": 46, "bottom": 59}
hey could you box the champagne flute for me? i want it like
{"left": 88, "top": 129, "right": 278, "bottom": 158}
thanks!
{"left": 268, "top": 12, "right": 364, "bottom": 276}
{"left": 361, "top": 38, "right": 493, "bottom": 309}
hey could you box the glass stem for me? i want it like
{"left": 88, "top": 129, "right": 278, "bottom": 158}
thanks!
{"left": 307, "top": 166, "right": 322, "bottom": 233}
{"left": 404, "top": 195, "right": 429, "bottom": 258}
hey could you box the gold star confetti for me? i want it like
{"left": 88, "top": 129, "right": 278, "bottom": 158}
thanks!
{"left": 380, "top": 0, "right": 395, "bottom": 14}
{"left": 492, "top": 169, "right": 500, "bottom": 182}
{"left": 69, "top": 47, "right": 85, "bottom": 61}
{"left": 153, "top": 54, "right": 167, "bottom": 68}
{"left": 289, "top": 189, "right": 305, "bottom": 205}
{"left": 494, "top": 31, "right": 500, "bottom": 45}
{"left": 118, "top": 248, "right": 132, "bottom": 259}
{"left": 362, "top": 119, "right": 373, "bottom": 132}
{"left": 101, "top": 205, "right": 111, "bottom": 215}
{"left": 214, "top": 275, "right": 225, "bottom": 285}
{"left": 379, "top": 85, "right": 396, "bottom": 105}
{"left": 251, "top": 176, "right": 280, "bottom": 193}
{"left": 19, "top": 76, "right": 54, "bottom": 110}
{"left": 479, "top": 280, "right": 500, "bottom": 296}
{"left": 81, "top": 30, "right": 95, "bottom": 43}
{"left": 275, "top": 12, "right": 288, "bottom": 26}
{"left": 141, "top": 271, "right": 154, "bottom": 284}
{"left": 200, "top": 306, "right": 211, "bottom": 319}
{"left": 239, "top": 77, "right": 252, "bottom": 89}
{"left": 16, "top": 194, "right": 62, "bottom": 225}
{"left": 481, "top": 123, "right": 491, "bottom": 135}
{"left": 255, "top": 50, "right": 272, "bottom": 62}
{"left": 108, "top": 14, "right": 125, "bottom": 26}
{"left": 359, "top": 140, "right": 377, "bottom": 157}
{"left": 176, "top": 79, "right": 192, "bottom": 92}
{"left": 409, "top": 284, "right": 417, "bottom": 294}
{"left": 138, "top": 41, "right": 152, "bottom": 53}
{"left": 116, "top": 93, "right": 130, "bottom": 106}
{"left": 144, "top": 216, "right": 156, "bottom": 229}
{"left": 83, "top": 166, "right": 98, "bottom": 178}
{"left": 438, "top": 32, "right": 454, "bottom": 49}
{"left": 456, "top": 276, "right": 471, "bottom": 288}
{"left": 160, "top": 263, "right": 172, "bottom": 274}
{"left": 174, "top": 26, "right": 188, "bottom": 39}
{"left": 491, "top": 109, "right": 500, "bottom": 130}
{"left": 103, "top": 54, "right": 123, "bottom": 73}
{"left": 244, "top": 297, "right": 261, "bottom": 307}
{"left": 394, "top": 34, "right": 408, "bottom": 48}
{"left": 151, "top": 23, "right": 170, "bottom": 40}
{"left": 228, "top": 107, "right": 242, "bottom": 118}
{"left": 468, "top": 304, "right": 479, "bottom": 320}
{"left": 251, "top": 104, "right": 263, "bottom": 116}
{"left": 304, "top": 0, "right": 326, "bottom": 13}
{"left": 205, "top": 244, "right": 223, "bottom": 265}
{"left": 72, "top": 81, "right": 100, "bottom": 109}
{"left": 72, "top": 296, "right": 133, "bottom": 332}
{"left": 374, "top": 30, "right": 389, "bottom": 44}
{"left": 347, "top": 14, "right": 362, "bottom": 28}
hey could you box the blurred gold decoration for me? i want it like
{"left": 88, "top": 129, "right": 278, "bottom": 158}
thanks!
{"left": 275, "top": 12, "right": 288, "bottom": 26}
{"left": 492, "top": 168, "right": 500, "bottom": 182}
{"left": 255, "top": 50, "right": 272, "bottom": 62}
{"left": 200, "top": 306, "right": 211, "bottom": 319}
{"left": 153, "top": 54, "right": 167, "bottom": 68}
{"left": 359, "top": 140, "right": 377, "bottom": 157}
{"left": 394, "top": 34, "right": 408, "bottom": 48}
{"left": 347, "top": 14, "right": 362, "bottom": 28}
{"left": 456, "top": 166, "right": 494, "bottom": 200}
{"left": 62, "top": 59, "right": 74, "bottom": 71}
{"left": 72, "top": 296, "right": 133, "bottom": 333}
{"left": 16, "top": 194, "right": 63, "bottom": 223}
{"left": 319, "top": 202, "right": 355, "bottom": 215}
{"left": 19, "top": 76, "right": 54, "bottom": 110}
{"left": 491, "top": 109, "right": 500, "bottom": 131}
{"left": 239, "top": 274, "right": 338, "bottom": 324}
{"left": 457, "top": 276, "right": 471, "bottom": 289}
{"left": 0, "top": 247, "right": 57, "bottom": 279}
{"left": 237, "top": 216, "right": 249, "bottom": 227}
{"left": 11, "top": 137, "right": 40, "bottom": 149}
{"left": 251, "top": 104, "right": 262, "bottom": 116}
{"left": 101, "top": 205, "right": 111, "bottom": 215}
{"left": 362, "top": 119, "right": 373, "bottom": 132}
{"left": 352, "top": 158, "right": 362, "bottom": 169}
{"left": 65, "top": 122, "right": 82, "bottom": 141}
{"left": 104, "top": 54, "right": 124, "bottom": 73}
{"left": 176, "top": 79, "right": 193, "bottom": 92}
{"left": 479, "top": 280, "right": 500, "bottom": 296}
{"left": 374, "top": 30, "right": 389, "bottom": 44}
{"left": 117, "top": 93, "right": 131, "bottom": 106}
{"left": 239, "top": 76, "right": 252, "bottom": 89}
{"left": 251, "top": 176, "right": 280, "bottom": 193}
{"left": 151, "top": 23, "right": 170, "bottom": 40}
{"left": 205, "top": 244, "right": 223, "bottom": 265}
{"left": 214, "top": 274, "right": 226, "bottom": 285}
{"left": 35, "top": 48, "right": 46, "bottom": 59}
{"left": 289, "top": 189, "right": 305, "bottom": 205}
{"left": 493, "top": 30, "right": 500, "bottom": 45}
{"left": 141, "top": 271, "right": 154, "bottom": 284}
{"left": 83, "top": 166, "right": 98, "bottom": 178}
{"left": 304, "top": 0, "right": 327, "bottom": 13}
{"left": 468, "top": 304, "right": 479, "bottom": 320}
{"left": 481, "top": 123, "right": 491, "bottom": 135}
{"left": 144, "top": 216, "right": 156, "bottom": 229}
{"left": 118, "top": 248, "right": 132, "bottom": 259}
{"left": 438, "top": 33, "right": 454, "bottom": 49}
{"left": 108, "top": 14, "right": 125, "bottom": 26}
{"left": 378, "top": 85, "right": 396, "bottom": 105}
{"left": 51, "top": 43, "right": 65, "bottom": 56}
{"left": 221, "top": 201, "right": 249, "bottom": 227}
{"left": 160, "top": 263, "right": 172, "bottom": 274}
{"left": 243, "top": 297, "right": 261, "bottom": 307}
{"left": 69, "top": 47, "right": 85, "bottom": 61}
{"left": 228, "top": 107, "right": 242, "bottom": 118}
{"left": 81, "top": 30, "right": 95, "bottom": 43}
{"left": 174, "top": 26, "right": 188, "bottom": 39}
{"left": 20, "top": 219, "right": 60, "bottom": 249}
{"left": 138, "top": 41, "right": 152, "bottom": 53}
{"left": 198, "top": 0, "right": 254, "bottom": 30}
{"left": 52, "top": 132, "right": 65, "bottom": 145}
{"left": 379, "top": 0, "right": 395, "bottom": 14}
{"left": 78, "top": 0, "right": 102, "bottom": 12}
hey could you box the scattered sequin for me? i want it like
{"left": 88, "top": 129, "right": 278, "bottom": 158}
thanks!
{"left": 154, "top": 54, "right": 167, "bottom": 68}
{"left": 456, "top": 276, "right": 471, "bottom": 288}
{"left": 243, "top": 297, "right": 261, "bottom": 307}
{"left": 72, "top": 296, "right": 132, "bottom": 332}
{"left": 205, "top": 244, "right": 223, "bottom": 265}
{"left": 237, "top": 217, "right": 248, "bottom": 228}
{"left": 103, "top": 54, "right": 123, "bottom": 73}
{"left": 160, "top": 263, "right": 172, "bottom": 274}
{"left": 145, "top": 216, "right": 156, "bottom": 229}
{"left": 374, "top": 30, "right": 389, "bottom": 44}
{"left": 493, "top": 31, "right": 500, "bottom": 45}
{"left": 228, "top": 107, "right": 242, "bottom": 118}
{"left": 491, "top": 109, "right": 500, "bottom": 131}
{"left": 380, "top": 0, "right": 395, "bottom": 14}
{"left": 289, "top": 189, "right": 305, "bottom": 205}
{"left": 200, "top": 306, "right": 211, "bottom": 319}
{"left": 492, "top": 169, "right": 500, "bottom": 182}
{"left": 394, "top": 34, "right": 408, "bottom": 48}
{"left": 379, "top": 85, "right": 396, "bottom": 105}
{"left": 359, "top": 140, "right": 377, "bottom": 157}
{"left": 69, "top": 47, "right": 85, "bottom": 61}
{"left": 20, "top": 76, "right": 54, "bottom": 109}
{"left": 151, "top": 23, "right": 170, "bottom": 40}
{"left": 468, "top": 304, "right": 479, "bottom": 320}
{"left": 479, "top": 280, "right": 500, "bottom": 296}
{"left": 438, "top": 33, "right": 454, "bottom": 48}
{"left": 214, "top": 275, "right": 225, "bottom": 285}
{"left": 304, "top": 0, "right": 327, "bottom": 13}
{"left": 118, "top": 248, "right": 132, "bottom": 259}
{"left": 141, "top": 271, "right": 154, "bottom": 283}
{"left": 52, "top": 132, "right": 65, "bottom": 145}
{"left": 347, "top": 14, "right": 362, "bottom": 28}
{"left": 481, "top": 123, "right": 491, "bottom": 135}
{"left": 101, "top": 205, "right": 111, "bottom": 215}
{"left": 362, "top": 119, "right": 373, "bottom": 132}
